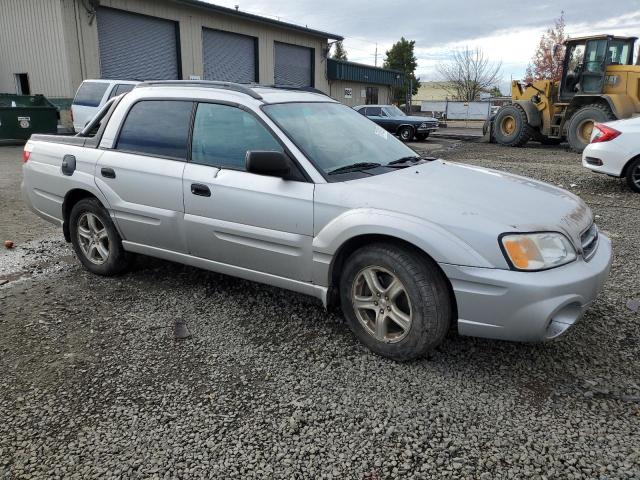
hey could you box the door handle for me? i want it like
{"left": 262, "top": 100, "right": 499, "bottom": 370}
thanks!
{"left": 191, "top": 183, "right": 211, "bottom": 197}
{"left": 101, "top": 167, "right": 116, "bottom": 179}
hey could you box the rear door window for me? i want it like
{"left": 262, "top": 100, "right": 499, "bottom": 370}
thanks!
{"left": 366, "top": 107, "right": 382, "bottom": 116}
{"left": 116, "top": 100, "right": 193, "bottom": 160}
{"left": 73, "top": 82, "right": 110, "bottom": 107}
{"left": 108, "top": 83, "right": 136, "bottom": 100}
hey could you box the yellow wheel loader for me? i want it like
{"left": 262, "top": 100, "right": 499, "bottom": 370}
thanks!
{"left": 490, "top": 35, "right": 640, "bottom": 152}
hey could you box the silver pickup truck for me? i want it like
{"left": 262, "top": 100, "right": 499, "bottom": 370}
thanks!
{"left": 22, "top": 81, "right": 612, "bottom": 361}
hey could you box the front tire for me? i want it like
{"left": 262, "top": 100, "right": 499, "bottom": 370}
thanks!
{"left": 339, "top": 243, "right": 452, "bottom": 361}
{"left": 493, "top": 105, "right": 533, "bottom": 147}
{"left": 567, "top": 104, "right": 615, "bottom": 153}
{"left": 69, "top": 198, "right": 132, "bottom": 276}
{"left": 398, "top": 126, "right": 414, "bottom": 142}
{"left": 625, "top": 157, "right": 640, "bottom": 193}
{"left": 415, "top": 132, "right": 429, "bottom": 141}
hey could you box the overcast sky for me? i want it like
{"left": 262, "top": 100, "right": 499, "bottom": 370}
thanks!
{"left": 212, "top": 0, "right": 640, "bottom": 93}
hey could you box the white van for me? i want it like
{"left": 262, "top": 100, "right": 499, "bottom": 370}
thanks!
{"left": 71, "top": 79, "right": 139, "bottom": 133}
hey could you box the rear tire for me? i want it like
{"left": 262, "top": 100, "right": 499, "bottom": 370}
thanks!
{"left": 339, "top": 243, "right": 452, "bottom": 361}
{"left": 567, "top": 104, "right": 615, "bottom": 153}
{"left": 69, "top": 198, "right": 132, "bottom": 276}
{"left": 493, "top": 105, "right": 533, "bottom": 147}
{"left": 625, "top": 157, "right": 640, "bottom": 193}
{"left": 398, "top": 126, "right": 414, "bottom": 142}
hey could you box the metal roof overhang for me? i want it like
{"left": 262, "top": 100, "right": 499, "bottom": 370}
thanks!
{"left": 170, "top": 0, "right": 344, "bottom": 40}
{"left": 327, "top": 59, "right": 404, "bottom": 86}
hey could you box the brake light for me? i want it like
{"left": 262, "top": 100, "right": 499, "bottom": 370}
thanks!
{"left": 591, "top": 123, "right": 621, "bottom": 143}
{"left": 23, "top": 142, "right": 33, "bottom": 163}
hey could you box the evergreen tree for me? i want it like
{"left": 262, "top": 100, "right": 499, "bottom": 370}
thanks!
{"left": 383, "top": 37, "right": 420, "bottom": 104}
{"left": 332, "top": 41, "right": 348, "bottom": 61}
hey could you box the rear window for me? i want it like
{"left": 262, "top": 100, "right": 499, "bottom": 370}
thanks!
{"left": 73, "top": 82, "right": 109, "bottom": 107}
{"left": 116, "top": 100, "right": 193, "bottom": 160}
{"left": 108, "top": 83, "right": 136, "bottom": 100}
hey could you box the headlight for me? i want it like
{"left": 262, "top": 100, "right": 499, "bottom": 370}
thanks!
{"left": 500, "top": 232, "right": 576, "bottom": 271}
{"left": 420, "top": 122, "right": 427, "bottom": 128}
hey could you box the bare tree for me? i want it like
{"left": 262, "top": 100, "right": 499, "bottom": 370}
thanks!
{"left": 437, "top": 47, "right": 502, "bottom": 101}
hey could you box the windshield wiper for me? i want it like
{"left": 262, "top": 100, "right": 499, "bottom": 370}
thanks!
{"left": 328, "top": 162, "right": 382, "bottom": 175}
{"left": 387, "top": 156, "right": 423, "bottom": 167}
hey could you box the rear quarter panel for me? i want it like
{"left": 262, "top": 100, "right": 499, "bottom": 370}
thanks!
{"left": 23, "top": 140, "right": 107, "bottom": 224}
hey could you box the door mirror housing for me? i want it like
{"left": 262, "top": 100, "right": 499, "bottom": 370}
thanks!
{"left": 246, "top": 150, "right": 291, "bottom": 178}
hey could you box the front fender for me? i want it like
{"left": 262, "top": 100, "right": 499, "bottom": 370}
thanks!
{"left": 394, "top": 123, "right": 417, "bottom": 134}
{"left": 514, "top": 100, "right": 542, "bottom": 127}
{"left": 311, "top": 208, "right": 493, "bottom": 287}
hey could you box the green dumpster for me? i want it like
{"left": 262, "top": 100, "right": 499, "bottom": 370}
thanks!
{"left": 0, "top": 94, "right": 59, "bottom": 141}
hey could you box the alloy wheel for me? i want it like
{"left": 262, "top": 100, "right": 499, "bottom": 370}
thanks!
{"left": 632, "top": 164, "right": 640, "bottom": 189}
{"left": 77, "top": 212, "right": 109, "bottom": 265}
{"left": 351, "top": 266, "right": 412, "bottom": 343}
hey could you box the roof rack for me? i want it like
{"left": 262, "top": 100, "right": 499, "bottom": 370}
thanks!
{"left": 136, "top": 80, "right": 263, "bottom": 100}
{"left": 255, "top": 84, "right": 329, "bottom": 97}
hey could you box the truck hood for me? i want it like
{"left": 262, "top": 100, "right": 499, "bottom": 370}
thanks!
{"left": 327, "top": 160, "right": 593, "bottom": 267}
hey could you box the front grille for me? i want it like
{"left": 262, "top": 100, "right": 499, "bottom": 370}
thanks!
{"left": 581, "top": 223, "right": 599, "bottom": 261}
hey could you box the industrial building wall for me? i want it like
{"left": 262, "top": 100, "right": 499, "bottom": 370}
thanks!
{"left": 328, "top": 80, "right": 391, "bottom": 107}
{"left": 69, "top": 0, "right": 330, "bottom": 94}
{"left": 0, "top": 0, "right": 73, "bottom": 98}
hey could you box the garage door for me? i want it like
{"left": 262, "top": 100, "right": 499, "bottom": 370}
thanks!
{"left": 97, "top": 7, "right": 180, "bottom": 80}
{"left": 274, "top": 42, "right": 313, "bottom": 87}
{"left": 202, "top": 29, "right": 257, "bottom": 83}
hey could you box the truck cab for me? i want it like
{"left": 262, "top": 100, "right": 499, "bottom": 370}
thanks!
{"left": 560, "top": 35, "right": 636, "bottom": 101}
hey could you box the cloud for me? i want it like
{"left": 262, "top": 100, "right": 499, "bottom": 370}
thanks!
{"left": 208, "top": 0, "right": 640, "bottom": 86}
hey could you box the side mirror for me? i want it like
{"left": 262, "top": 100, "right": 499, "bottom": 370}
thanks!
{"left": 246, "top": 150, "right": 291, "bottom": 178}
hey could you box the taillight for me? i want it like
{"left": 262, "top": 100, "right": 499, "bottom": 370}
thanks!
{"left": 591, "top": 123, "right": 621, "bottom": 143}
{"left": 23, "top": 142, "right": 33, "bottom": 163}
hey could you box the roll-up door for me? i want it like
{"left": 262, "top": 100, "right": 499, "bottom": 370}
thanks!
{"left": 202, "top": 29, "right": 257, "bottom": 83}
{"left": 274, "top": 42, "right": 313, "bottom": 87}
{"left": 97, "top": 7, "right": 180, "bottom": 80}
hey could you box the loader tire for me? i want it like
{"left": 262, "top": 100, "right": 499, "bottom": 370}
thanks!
{"left": 493, "top": 105, "right": 534, "bottom": 147}
{"left": 567, "top": 104, "right": 615, "bottom": 153}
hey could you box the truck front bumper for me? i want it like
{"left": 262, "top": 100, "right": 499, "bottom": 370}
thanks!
{"left": 416, "top": 126, "right": 438, "bottom": 133}
{"left": 439, "top": 234, "right": 613, "bottom": 342}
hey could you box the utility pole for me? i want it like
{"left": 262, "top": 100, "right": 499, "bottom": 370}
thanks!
{"left": 374, "top": 43, "right": 378, "bottom": 67}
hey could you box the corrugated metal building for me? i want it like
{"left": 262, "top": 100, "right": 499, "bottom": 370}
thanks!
{"left": 0, "top": 0, "right": 343, "bottom": 100}
{"left": 327, "top": 59, "right": 404, "bottom": 107}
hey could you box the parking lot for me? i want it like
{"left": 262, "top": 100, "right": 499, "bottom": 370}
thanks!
{"left": 1, "top": 139, "right": 639, "bottom": 479}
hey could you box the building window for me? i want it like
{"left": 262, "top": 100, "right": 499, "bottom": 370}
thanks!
{"left": 14, "top": 74, "right": 30, "bottom": 95}
{"left": 366, "top": 87, "right": 379, "bottom": 105}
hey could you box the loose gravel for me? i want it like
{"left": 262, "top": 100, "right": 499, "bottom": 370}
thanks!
{"left": 1, "top": 142, "right": 639, "bottom": 479}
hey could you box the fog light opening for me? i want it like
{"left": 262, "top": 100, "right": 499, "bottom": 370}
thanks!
{"left": 545, "top": 302, "right": 583, "bottom": 340}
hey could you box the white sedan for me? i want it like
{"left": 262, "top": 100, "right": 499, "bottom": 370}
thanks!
{"left": 582, "top": 117, "right": 640, "bottom": 193}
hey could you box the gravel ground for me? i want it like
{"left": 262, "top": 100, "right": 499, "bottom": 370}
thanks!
{"left": 1, "top": 141, "right": 639, "bottom": 479}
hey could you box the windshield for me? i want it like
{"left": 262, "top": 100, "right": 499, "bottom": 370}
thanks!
{"left": 384, "top": 105, "right": 405, "bottom": 117}
{"left": 263, "top": 102, "right": 417, "bottom": 175}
